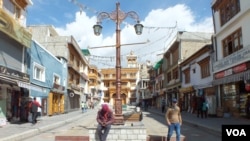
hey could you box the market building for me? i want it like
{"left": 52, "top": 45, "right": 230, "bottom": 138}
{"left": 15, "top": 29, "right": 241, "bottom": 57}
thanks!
{"left": 100, "top": 51, "right": 139, "bottom": 107}
{"left": 179, "top": 44, "right": 216, "bottom": 115}
{"left": 162, "top": 31, "right": 212, "bottom": 107}
{"left": 211, "top": 0, "right": 250, "bottom": 118}
{"left": 27, "top": 25, "right": 89, "bottom": 113}
{"left": 0, "top": 0, "right": 33, "bottom": 125}
{"left": 27, "top": 40, "right": 66, "bottom": 116}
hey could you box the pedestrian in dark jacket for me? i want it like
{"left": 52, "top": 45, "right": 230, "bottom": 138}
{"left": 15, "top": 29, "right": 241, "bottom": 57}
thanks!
{"left": 161, "top": 98, "right": 166, "bottom": 113}
{"left": 197, "top": 97, "right": 204, "bottom": 118}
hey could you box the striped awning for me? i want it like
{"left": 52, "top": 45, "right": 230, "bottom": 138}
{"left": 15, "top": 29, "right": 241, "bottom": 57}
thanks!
{"left": 212, "top": 69, "right": 250, "bottom": 85}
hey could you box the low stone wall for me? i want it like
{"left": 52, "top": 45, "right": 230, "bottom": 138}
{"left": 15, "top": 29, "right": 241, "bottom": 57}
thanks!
{"left": 88, "top": 122, "right": 147, "bottom": 141}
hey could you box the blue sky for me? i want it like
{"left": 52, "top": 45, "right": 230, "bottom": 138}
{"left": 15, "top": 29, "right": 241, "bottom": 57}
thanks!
{"left": 27, "top": 0, "right": 214, "bottom": 68}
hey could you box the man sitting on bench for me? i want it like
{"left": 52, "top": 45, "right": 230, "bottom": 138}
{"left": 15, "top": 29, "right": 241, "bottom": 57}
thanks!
{"left": 96, "top": 104, "right": 114, "bottom": 141}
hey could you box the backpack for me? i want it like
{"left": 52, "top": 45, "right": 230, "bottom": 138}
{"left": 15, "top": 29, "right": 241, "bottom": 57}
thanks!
{"left": 202, "top": 102, "right": 207, "bottom": 111}
{"left": 30, "top": 102, "right": 38, "bottom": 113}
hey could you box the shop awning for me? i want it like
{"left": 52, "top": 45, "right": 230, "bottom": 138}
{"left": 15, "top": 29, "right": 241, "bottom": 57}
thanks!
{"left": 154, "top": 59, "right": 163, "bottom": 70}
{"left": 0, "top": 76, "right": 17, "bottom": 85}
{"left": 18, "top": 81, "right": 44, "bottom": 92}
{"left": 81, "top": 49, "right": 91, "bottom": 56}
{"left": 179, "top": 86, "right": 194, "bottom": 93}
{"left": 212, "top": 69, "right": 250, "bottom": 85}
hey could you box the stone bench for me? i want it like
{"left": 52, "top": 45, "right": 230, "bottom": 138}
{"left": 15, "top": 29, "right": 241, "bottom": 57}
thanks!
{"left": 88, "top": 122, "right": 147, "bottom": 141}
{"left": 123, "top": 111, "right": 143, "bottom": 122}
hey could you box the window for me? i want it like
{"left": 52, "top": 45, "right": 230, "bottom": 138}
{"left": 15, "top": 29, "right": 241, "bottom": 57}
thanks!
{"left": 167, "top": 72, "right": 171, "bottom": 83}
{"left": 222, "top": 28, "right": 243, "bottom": 57}
{"left": 219, "top": 0, "right": 240, "bottom": 26}
{"left": 104, "top": 82, "right": 109, "bottom": 87}
{"left": 33, "top": 63, "right": 45, "bottom": 81}
{"left": 69, "top": 73, "right": 74, "bottom": 82}
{"left": 70, "top": 53, "right": 74, "bottom": 62}
{"left": 184, "top": 68, "right": 190, "bottom": 84}
{"left": 3, "top": 0, "right": 21, "bottom": 19}
{"left": 53, "top": 74, "right": 60, "bottom": 84}
{"left": 172, "top": 48, "right": 179, "bottom": 65}
{"left": 130, "top": 73, "right": 136, "bottom": 77}
{"left": 104, "top": 74, "right": 109, "bottom": 78}
{"left": 121, "top": 73, "right": 126, "bottom": 78}
{"left": 198, "top": 57, "right": 210, "bottom": 78}
{"left": 76, "top": 77, "right": 80, "bottom": 85}
{"left": 173, "top": 67, "right": 178, "bottom": 79}
{"left": 166, "top": 55, "right": 171, "bottom": 68}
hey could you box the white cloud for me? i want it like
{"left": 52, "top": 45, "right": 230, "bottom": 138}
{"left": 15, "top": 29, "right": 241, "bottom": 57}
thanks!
{"left": 55, "top": 4, "right": 213, "bottom": 68}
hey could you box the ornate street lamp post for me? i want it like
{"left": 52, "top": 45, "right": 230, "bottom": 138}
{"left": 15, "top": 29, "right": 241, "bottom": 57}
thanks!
{"left": 93, "top": 2, "right": 143, "bottom": 125}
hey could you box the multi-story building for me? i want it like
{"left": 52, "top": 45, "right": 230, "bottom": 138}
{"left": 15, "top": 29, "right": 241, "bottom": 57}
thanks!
{"left": 27, "top": 25, "right": 89, "bottom": 113}
{"left": 88, "top": 65, "right": 102, "bottom": 106}
{"left": 136, "top": 60, "right": 152, "bottom": 106}
{"left": 27, "top": 40, "right": 66, "bottom": 116}
{"left": 211, "top": 0, "right": 250, "bottom": 117}
{"left": 148, "top": 66, "right": 157, "bottom": 107}
{"left": 0, "top": 0, "right": 33, "bottom": 124}
{"left": 163, "top": 31, "right": 212, "bottom": 106}
{"left": 179, "top": 44, "right": 216, "bottom": 115}
{"left": 101, "top": 52, "right": 139, "bottom": 106}
{"left": 151, "top": 58, "right": 164, "bottom": 108}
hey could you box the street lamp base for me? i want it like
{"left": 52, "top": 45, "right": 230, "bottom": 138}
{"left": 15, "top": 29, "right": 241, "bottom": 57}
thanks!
{"left": 113, "top": 98, "right": 124, "bottom": 125}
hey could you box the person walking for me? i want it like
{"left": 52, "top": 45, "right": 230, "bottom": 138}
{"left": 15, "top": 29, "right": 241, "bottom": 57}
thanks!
{"left": 96, "top": 104, "right": 114, "bottom": 141}
{"left": 161, "top": 98, "right": 166, "bottom": 113}
{"left": 165, "top": 98, "right": 182, "bottom": 141}
{"left": 81, "top": 101, "right": 87, "bottom": 113}
{"left": 202, "top": 99, "right": 209, "bottom": 118}
{"left": 29, "top": 97, "right": 42, "bottom": 124}
{"left": 196, "top": 96, "right": 204, "bottom": 118}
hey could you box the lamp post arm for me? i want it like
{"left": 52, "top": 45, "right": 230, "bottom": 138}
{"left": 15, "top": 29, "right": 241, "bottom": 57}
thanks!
{"left": 96, "top": 12, "right": 110, "bottom": 24}
{"left": 126, "top": 11, "right": 140, "bottom": 23}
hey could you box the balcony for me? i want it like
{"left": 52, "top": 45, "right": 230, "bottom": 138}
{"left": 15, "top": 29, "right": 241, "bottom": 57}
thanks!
{"left": 68, "top": 61, "right": 80, "bottom": 72}
{"left": 0, "top": 9, "right": 32, "bottom": 48}
{"left": 68, "top": 82, "right": 80, "bottom": 91}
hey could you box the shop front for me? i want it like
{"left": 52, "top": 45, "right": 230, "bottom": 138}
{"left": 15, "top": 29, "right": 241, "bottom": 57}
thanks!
{"left": 48, "top": 83, "right": 65, "bottom": 116}
{"left": 203, "top": 87, "right": 216, "bottom": 115}
{"left": 213, "top": 62, "right": 250, "bottom": 118}
{"left": 67, "top": 89, "right": 81, "bottom": 112}
{"left": 0, "top": 67, "right": 30, "bottom": 125}
{"left": 179, "top": 86, "right": 194, "bottom": 112}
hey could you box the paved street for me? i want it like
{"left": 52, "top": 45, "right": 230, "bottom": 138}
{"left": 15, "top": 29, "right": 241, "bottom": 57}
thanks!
{"left": 0, "top": 106, "right": 249, "bottom": 141}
